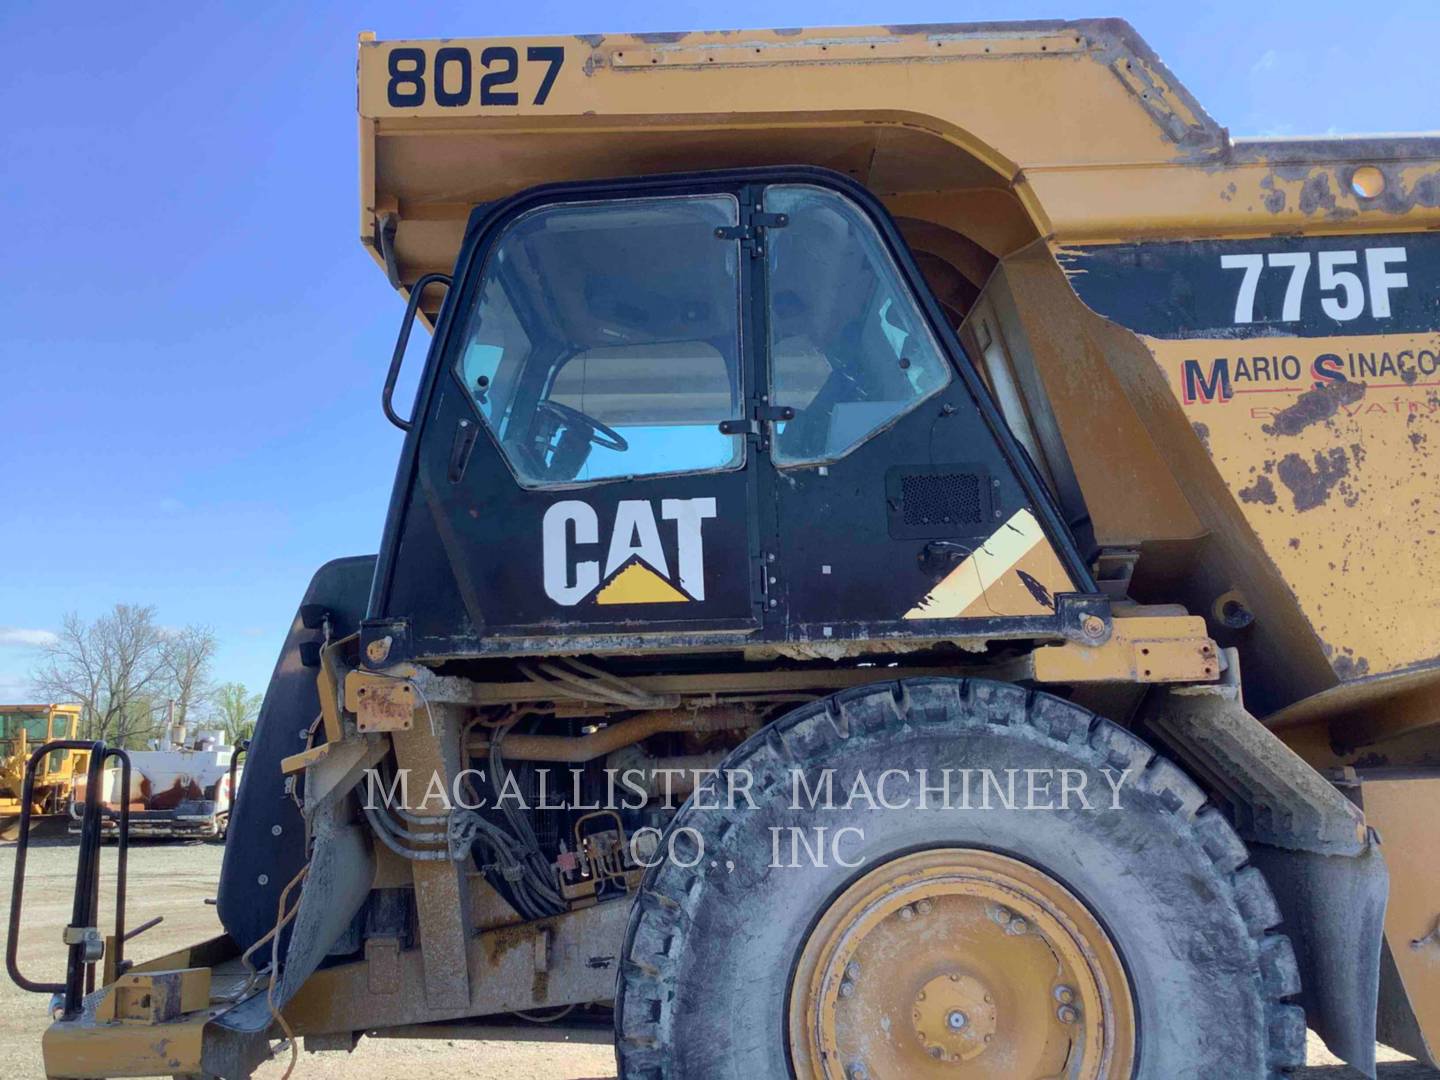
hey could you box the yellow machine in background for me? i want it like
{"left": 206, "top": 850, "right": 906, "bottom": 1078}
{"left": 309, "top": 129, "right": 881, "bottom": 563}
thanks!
{"left": 0, "top": 704, "right": 86, "bottom": 836}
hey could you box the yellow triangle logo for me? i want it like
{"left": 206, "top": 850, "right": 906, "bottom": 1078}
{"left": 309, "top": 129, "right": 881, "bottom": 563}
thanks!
{"left": 595, "top": 560, "right": 691, "bottom": 605}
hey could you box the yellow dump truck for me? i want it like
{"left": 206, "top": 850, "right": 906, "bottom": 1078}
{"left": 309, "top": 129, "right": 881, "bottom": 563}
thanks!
{"left": 1, "top": 705, "right": 85, "bottom": 833}
{"left": 12, "top": 20, "right": 1440, "bottom": 1080}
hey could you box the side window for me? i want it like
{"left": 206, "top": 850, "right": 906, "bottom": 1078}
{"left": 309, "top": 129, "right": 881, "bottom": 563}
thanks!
{"left": 765, "top": 185, "right": 952, "bottom": 466}
{"left": 453, "top": 195, "right": 745, "bottom": 486}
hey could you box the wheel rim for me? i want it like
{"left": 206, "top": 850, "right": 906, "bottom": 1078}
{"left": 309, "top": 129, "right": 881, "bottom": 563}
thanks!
{"left": 788, "top": 849, "right": 1136, "bottom": 1079}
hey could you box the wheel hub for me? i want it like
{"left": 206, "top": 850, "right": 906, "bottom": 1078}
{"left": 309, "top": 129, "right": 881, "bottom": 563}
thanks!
{"left": 787, "top": 849, "right": 1135, "bottom": 1079}
{"left": 912, "top": 972, "right": 996, "bottom": 1063}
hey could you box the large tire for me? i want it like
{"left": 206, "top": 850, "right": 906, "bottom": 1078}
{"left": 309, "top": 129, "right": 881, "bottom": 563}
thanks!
{"left": 616, "top": 678, "right": 1305, "bottom": 1079}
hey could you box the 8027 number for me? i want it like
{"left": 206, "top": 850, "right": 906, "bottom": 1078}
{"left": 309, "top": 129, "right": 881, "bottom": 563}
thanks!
{"left": 387, "top": 45, "right": 564, "bottom": 108}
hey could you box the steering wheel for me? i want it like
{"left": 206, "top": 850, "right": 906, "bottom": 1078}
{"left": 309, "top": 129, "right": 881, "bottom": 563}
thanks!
{"left": 536, "top": 398, "right": 629, "bottom": 452}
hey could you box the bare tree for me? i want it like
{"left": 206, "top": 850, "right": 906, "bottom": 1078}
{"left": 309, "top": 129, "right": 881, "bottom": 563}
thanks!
{"left": 210, "top": 682, "right": 262, "bottom": 746}
{"left": 166, "top": 625, "right": 217, "bottom": 728}
{"left": 30, "top": 605, "right": 217, "bottom": 749}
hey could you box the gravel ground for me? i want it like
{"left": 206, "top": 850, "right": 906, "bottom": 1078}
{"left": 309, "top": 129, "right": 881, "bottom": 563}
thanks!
{"left": 0, "top": 840, "right": 1431, "bottom": 1079}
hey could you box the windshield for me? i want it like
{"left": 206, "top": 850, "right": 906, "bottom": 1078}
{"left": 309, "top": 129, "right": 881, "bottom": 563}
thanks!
{"left": 0, "top": 711, "right": 50, "bottom": 750}
{"left": 454, "top": 194, "right": 745, "bottom": 486}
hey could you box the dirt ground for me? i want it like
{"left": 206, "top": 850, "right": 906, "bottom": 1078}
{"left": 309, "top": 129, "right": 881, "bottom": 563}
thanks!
{"left": 0, "top": 841, "right": 1431, "bottom": 1079}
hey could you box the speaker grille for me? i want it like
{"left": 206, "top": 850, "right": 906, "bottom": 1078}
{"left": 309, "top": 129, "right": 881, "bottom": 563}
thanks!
{"left": 900, "top": 472, "right": 983, "bottom": 527}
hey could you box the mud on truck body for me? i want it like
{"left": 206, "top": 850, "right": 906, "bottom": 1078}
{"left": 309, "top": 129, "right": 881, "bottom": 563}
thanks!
{"left": 11, "top": 19, "right": 1440, "bottom": 1080}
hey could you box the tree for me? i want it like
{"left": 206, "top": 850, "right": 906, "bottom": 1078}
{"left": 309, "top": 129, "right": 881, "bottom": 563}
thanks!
{"left": 29, "top": 605, "right": 218, "bottom": 748}
{"left": 165, "top": 625, "right": 217, "bottom": 728}
{"left": 210, "top": 682, "right": 262, "bottom": 746}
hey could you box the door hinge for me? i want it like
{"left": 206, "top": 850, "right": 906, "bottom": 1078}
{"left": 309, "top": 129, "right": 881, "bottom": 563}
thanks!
{"left": 713, "top": 212, "right": 788, "bottom": 257}
{"left": 719, "top": 404, "right": 794, "bottom": 436}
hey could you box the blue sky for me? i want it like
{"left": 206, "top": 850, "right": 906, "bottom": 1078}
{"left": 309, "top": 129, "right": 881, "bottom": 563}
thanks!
{"left": 1, "top": 1, "right": 1436, "bottom": 703}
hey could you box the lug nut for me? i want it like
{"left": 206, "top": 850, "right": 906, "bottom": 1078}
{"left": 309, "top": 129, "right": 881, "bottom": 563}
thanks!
{"left": 1054, "top": 985, "right": 1075, "bottom": 1004}
{"left": 1057, "top": 1004, "right": 1079, "bottom": 1024}
{"left": 848, "top": 1065, "right": 868, "bottom": 1080}
{"left": 839, "top": 980, "right": 855, "bottom": 999}
{"left": 915, "top": 899, "right": 934, "bottom": 915}
{"left": 1005, "top": 916, "right": 1029, "bottom": 936}
{"left": 899, "top": 906, "right": 916, "bottom": 922}
{"left": 845, "top": 961, "right": 861, "bottom": 980}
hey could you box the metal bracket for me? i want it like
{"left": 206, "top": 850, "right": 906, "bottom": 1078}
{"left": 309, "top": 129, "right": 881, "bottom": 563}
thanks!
{"left": 351, "top": 678, "right": 417, "bottom": 734}
{"left": 61, "top": 926, "right": 103, "bottom": 964}
{"left": 360, "top": 618, "right": 411, "bottom": 668}
{"left": 1035, "top": 614, "right": 1218, "bottom": 684}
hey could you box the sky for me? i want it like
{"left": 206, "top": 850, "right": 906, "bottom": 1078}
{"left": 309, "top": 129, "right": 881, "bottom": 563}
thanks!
{"left": 1, "top": 0, "right": 1437, "bottom": 704}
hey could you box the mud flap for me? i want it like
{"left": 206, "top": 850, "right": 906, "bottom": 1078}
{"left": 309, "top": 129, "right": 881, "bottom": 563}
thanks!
{"left": 1145, "top": 688, "right": 1386, "bottom": 1079}
{"left": 1248, "top": 841, "right": 1388, "bottom": 1079}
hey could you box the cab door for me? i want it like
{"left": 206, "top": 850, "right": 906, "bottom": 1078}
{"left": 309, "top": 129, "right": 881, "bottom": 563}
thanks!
{"left": 401, "top": 189, "right": 764, "bottom": 648}
{"left": 756, "top": 182, "right": 1086, "bottom": 641}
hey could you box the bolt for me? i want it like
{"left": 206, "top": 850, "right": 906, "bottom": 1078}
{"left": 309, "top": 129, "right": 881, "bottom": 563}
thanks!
{"left": 899, "top": 906, "right": 916, "bottom": 922}
{"left": 1054, "top": 985, "right": 1075, "bottom": 1004}
{"left": 915, "top": 990, "right": 927, "bottom": 1002}
{"left": 915, "top": 898, "right": 934, "bottom": 915}
{"left": 271, "top": 824, "right": 283, "bottom": 837}
{"left": 1006, "top": 917, "right": 1029, "bottom": 936}
{"left": 989, "top": 904, "right": 1013, "bottom": 926}
{"left": 1082, "top": 615, "right": 1106, "bottom": 639}
{"left": 848, "top": 1065, "right": 868, "bottom": 1080}
{"left": 257, "top": 874, "right": 269, "bottom": 887}
{"left": 947, "top": 1010, "right": 968, "bottom": 1031}
{"left": 839, "top": 981, "right": 855, "bottom": 999}
{"left": 1057, "top": 1004, "right": 1079, "bottom": 1024}
{"left": 845, "top": 961, "right": 861, "bottom": 980}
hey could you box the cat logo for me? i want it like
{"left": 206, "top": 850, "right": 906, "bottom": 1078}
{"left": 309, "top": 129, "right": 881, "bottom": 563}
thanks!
{"left": 542, "top": 498, "right": 716, "bottom": 607}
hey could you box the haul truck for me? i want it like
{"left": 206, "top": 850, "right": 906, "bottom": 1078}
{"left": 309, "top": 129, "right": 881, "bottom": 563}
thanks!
{"left": 10, "top": 19, "right": 1440, "bottom": 1080}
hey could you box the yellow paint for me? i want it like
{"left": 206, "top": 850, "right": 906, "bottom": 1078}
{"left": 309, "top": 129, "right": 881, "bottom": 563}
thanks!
{"left": 595, "top": 560, "right": 690, "bottom": 605}
{"left": 904, "top": 509, "right": 1071, "bottom": 619}
{"left": 1034, "top": 615, "right": 1219, "bottom": 684}
{"left": 1148, "top": 332, "right": 1440, "bottom": 678}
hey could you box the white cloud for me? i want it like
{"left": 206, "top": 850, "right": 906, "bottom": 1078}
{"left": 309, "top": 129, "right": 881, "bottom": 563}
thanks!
{"left": 0, "top": 628, "right": 58, "bottom": 648}
{"left": 1251, "top": 49, "right": 1279, "bottom": 74}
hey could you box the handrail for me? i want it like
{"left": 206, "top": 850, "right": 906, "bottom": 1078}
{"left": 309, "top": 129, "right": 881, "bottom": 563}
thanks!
{"left": 382, "top": 272, "right": 451, "bottom": 431}
{"left": 5, "top": 740, "right": 131, "bottom": 1018}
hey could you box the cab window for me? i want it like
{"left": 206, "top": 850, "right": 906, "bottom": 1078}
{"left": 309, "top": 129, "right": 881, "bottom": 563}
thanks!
{"left": 454, "top": 195, "right": 744, "bottom": 486}
{"left": 765, "top": 184, "right": 952, "bottom": 465}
